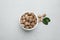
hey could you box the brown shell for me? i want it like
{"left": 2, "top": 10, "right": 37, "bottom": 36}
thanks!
{"left": 20, "top": 12, "right": 37, "bottom": 29}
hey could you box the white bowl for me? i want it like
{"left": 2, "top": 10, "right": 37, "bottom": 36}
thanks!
{"left": 19, "top": 13, "right": 38, "bottom": 31}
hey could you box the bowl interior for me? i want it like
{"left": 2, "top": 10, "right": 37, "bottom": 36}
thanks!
{"left": 19, "top": 13, "right": 38, "bottom": 31}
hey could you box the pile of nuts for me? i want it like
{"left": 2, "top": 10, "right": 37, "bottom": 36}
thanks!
{"left": 38, "top": 13, "right": 46, "bottom": 22}
{"left": 20, "top": 12, "right": 37, "bottom": 29}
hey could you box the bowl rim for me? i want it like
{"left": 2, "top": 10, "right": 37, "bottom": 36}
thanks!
{"left": 19, "top": 13, "right": 38, "bottom": 31}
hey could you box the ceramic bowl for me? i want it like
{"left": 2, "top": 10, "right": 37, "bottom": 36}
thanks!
{"left": 19, "top": 13, "right": 38, "bottom": 31}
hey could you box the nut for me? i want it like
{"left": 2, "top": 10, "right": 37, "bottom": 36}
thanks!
{"left": 20, "top": 12, "right": 37, "bottom": 29}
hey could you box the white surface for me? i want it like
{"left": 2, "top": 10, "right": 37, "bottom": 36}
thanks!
{"left": 0, "top": 0, "right": 60, "bottom": 40}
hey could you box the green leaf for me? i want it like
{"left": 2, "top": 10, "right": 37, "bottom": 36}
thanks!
{"left": 42, "top": 20, "right": 48, "bottom": 25}
{"left": 42, "top": 17, "right": 51, "bottom": 25}
{"left": 46, "top": 17, "right": 50, "bottom": 22}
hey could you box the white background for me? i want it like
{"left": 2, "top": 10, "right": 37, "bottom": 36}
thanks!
{"left": 0, "top": 0, "right": 60, "bottom": 40}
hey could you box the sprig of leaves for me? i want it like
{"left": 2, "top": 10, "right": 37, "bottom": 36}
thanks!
{"left": 42, "top": 17, "right": 51, "bottom": 25}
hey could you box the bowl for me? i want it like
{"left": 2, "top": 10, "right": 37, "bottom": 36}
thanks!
{"left": 19, "top": 12, "right": 38, "bottom": 31}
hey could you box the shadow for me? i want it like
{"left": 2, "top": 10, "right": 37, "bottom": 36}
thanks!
{"left": 18, "top": 24, "right": 35, "bottom": 34}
